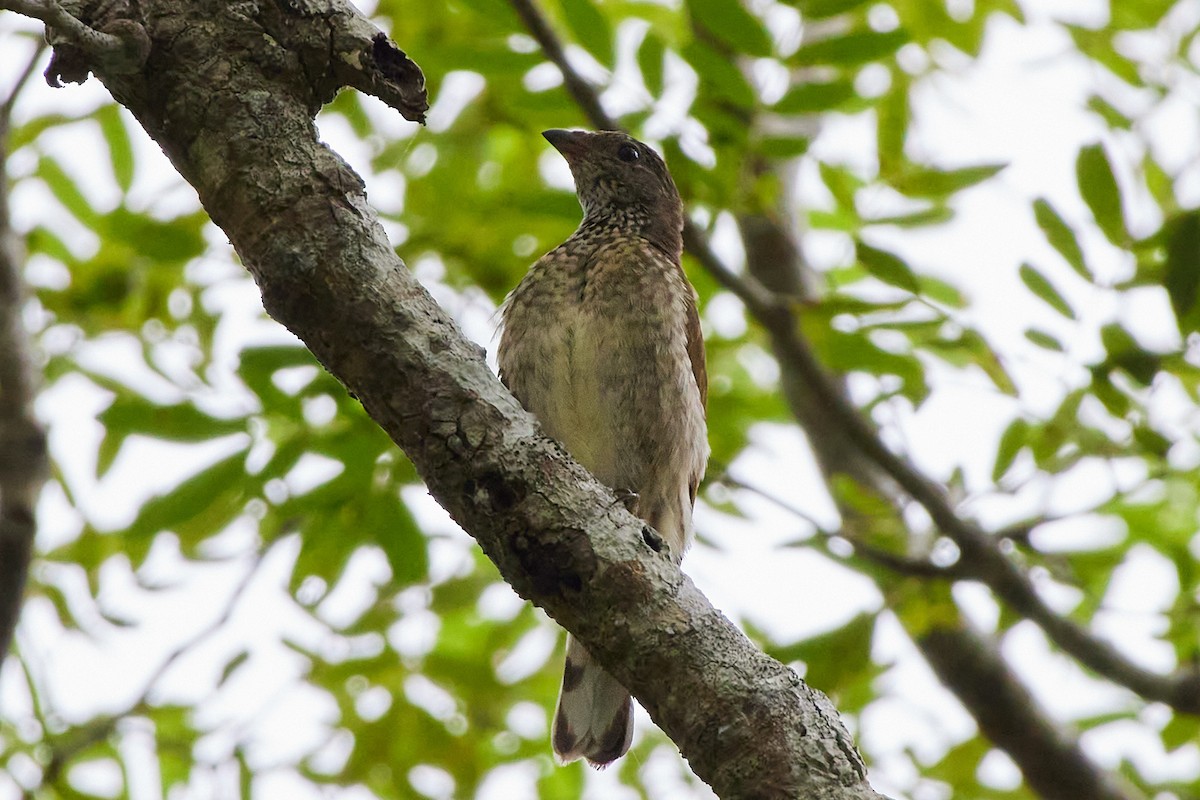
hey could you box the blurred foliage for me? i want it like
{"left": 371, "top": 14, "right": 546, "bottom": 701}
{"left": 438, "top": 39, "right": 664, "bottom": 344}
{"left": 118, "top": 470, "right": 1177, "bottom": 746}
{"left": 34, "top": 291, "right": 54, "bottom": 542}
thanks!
{"left": 2, "top": 0, "right": 1200, "bottom": 798}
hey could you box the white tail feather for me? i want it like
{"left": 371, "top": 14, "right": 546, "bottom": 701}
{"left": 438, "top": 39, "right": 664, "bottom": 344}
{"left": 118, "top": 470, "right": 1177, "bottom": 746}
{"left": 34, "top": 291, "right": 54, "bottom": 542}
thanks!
{"left": 551, "top": 636, "right": 633, "bottom": 767}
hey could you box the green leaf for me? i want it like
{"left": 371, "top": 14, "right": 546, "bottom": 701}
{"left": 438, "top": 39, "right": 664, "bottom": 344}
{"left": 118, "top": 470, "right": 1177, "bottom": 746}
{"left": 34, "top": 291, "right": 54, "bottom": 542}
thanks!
{"left": 26, "top": 224, "right": 76, "bottom": 264}
{"left": 37, "top": 155, "right": 101, "bottom": 229}
{"left": 96, "top": 395, "right": 248, "bottom": 477}
{"left": 688, "top": 0, "right": 773, "bottom": 57}
{"left": 992, "top": 417, "right": 1029, "bottom": 482}
{"left": 1066, "top": 25, "right": 1143, "bottom": 86}
{"left": 774, "top": 79, "right": 857, "bottom": 114}
{"left": 236, "top": 750, "right": 253, "bottom": 799}
{"left": 1163, "top": 714, "right": 1200, "bottom": 753}
{"left": 1132, "top": 425, "right": 1171, "bottom": 458}
{"left": 537, "top": 759, "right": 586, "bottom": 797}
{"left": 819, "top": 161, "right": 864, "bottom": 211}
{"left": 218, "top": 650, "right": 251, "bottom": 687}
{"left": 808, "top": 208, "right": 858, "bottom": 231}
{"left": 682, "top": 40, "right": 757, "bottom": 107}
{"left": 96, "top": 104, "right": 134, "bottom": 193}
{"left": 1100, "top": 323, "right": 1159, "bottom": 385}
{"left": 368, "top": 493, "right": 429, "bottom": 587}
{"left": 791, "top": 28, "right": 908, "bottom": 66}
{"left": 866, "top": 206, "right": 954, "bottom": 228}
{"left": 637, "top": 32, "right": 666, "bottom": 96}
{"left": 1025, "top": 328, "right": 1064, "bottom": 351}
{"left": 1019, "top": 262, "right": 1076, "bottom": 319}
{"left": 856, "top": 240, "right": 920, "bottom": 292}
{"left": 890, "top": 163, "right": 1007, "bottom": 198}
{"left": 767, "top": 613, "right": 877, "bottom": 697}
{"left": 125, "top": 450, "right": 250, "bottom": 544}
{"left": 784, "top": 0, "right": 871, "bottom": 20}
{"left": 1109, "top": 0, "right": 1170, "bottom": 29}
{"left": 291, "top": 511, "right": 362, "bottom": 591}
{"left": 876, "top": 68, "right": 909, "bottom": 178}
{"left": 31, "top": 582, "right": 81, "bottom": 630}
{"left": 1086, "top": 94, "right": 1132, "bottom": 130}
{"left": 756, "top": 136, "right": 811, "bottom": 159}
{"left": 237, "top": 345, "right": 322, "bottom": 404}
{"left": 1076, "top": 143, "right": 1127, "bottom": 246}
{"left": 1033, "top": 198, "right": 1092, "bottom": 281}
{"left": 10, "top": 111, "right": 90, "bottom": 151}
{"left": 922, "top": 328, "right": 1017, "bottom": 395}
{"left": 1099, "top": 322, "right": 1140, "bottom": 359}
{"left": 918, "top": 275, "right": 966, "bottom": 307}
{"left": 1090, "top": 367, "right": 1131, "bottom": 417}
{"left": 1163, "top": 210, "right": 1200, "bottom": 335}
{"left": 558, "top": 0, "right": 613, "bottom": 62}
{"left": 812, "top": 327, "right": 929, "bottom": 403}
{"left": 925, "top": 737, "right": 989, "bottom": 790}
{"left": 104, "top": 208, "right": 208, "bottom": 263}
{"left": 1143, "top": 150, "right": 1178, "bottom": 213}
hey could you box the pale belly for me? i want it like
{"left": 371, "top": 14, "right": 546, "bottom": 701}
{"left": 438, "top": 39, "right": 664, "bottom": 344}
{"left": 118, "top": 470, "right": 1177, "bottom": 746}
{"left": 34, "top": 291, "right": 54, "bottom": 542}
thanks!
{"left": 532, "top": 311, "right": 627, "bottom": 490}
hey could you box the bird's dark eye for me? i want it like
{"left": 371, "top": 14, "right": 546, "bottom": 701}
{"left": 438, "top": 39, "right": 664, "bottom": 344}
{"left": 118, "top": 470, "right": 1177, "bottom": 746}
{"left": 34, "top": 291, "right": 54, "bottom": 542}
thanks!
{"left": 617, "top": 144, "right": 640, "bottom": 162}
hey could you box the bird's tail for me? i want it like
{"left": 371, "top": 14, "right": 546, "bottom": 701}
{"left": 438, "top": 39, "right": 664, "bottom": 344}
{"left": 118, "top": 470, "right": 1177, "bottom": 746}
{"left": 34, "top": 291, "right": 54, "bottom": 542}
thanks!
{"left": 551, "top": 635, "right": 633, "bottom": 767}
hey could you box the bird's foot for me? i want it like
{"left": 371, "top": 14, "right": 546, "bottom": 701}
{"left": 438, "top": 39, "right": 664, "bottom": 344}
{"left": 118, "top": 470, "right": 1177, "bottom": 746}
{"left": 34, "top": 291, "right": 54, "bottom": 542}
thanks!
{"left": 611, "top": 488, "right": 639, "bottom": 513}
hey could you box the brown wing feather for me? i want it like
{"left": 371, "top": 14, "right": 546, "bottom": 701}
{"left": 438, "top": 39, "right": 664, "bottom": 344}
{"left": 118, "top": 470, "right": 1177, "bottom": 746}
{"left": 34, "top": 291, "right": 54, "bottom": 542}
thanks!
{"left": 684, "top": 286, "right": 707, "bottom": 412}
{"left": 683, "top": 280, "right": 707, "bottom": 509}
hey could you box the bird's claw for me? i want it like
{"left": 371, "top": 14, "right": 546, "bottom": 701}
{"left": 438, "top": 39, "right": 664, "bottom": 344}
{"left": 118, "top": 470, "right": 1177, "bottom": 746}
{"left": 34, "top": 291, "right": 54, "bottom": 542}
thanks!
{"left": 611, "top": 488, "right": 639, "bottom": 513}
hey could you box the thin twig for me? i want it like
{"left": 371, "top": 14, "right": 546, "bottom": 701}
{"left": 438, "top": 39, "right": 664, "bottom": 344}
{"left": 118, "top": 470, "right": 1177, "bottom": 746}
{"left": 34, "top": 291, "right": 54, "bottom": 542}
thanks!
{"left": 0, "top": 0, "right": 123, "bottom": 55}
{"left": 508, "top": 0, "right": 616, "bottom": 131}
{"left": 713, "top": 473, "right": 832, "bottom": 532}
{"left": 0, "top": 41, "right": 47, "bottom": 133}
{"left": 38, "top": 554, "right": 264, "bottom": 787}
{"left": 3, "top": 0, "right": 151, "bottom": 86}
{"left": 720, "top": 475, "right": 961, "bottom": 578}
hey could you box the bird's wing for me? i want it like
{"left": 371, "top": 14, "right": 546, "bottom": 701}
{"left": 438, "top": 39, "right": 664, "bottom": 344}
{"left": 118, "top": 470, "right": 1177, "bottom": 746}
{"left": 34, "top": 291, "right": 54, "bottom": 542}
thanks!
{"left": 684, "top": 283, "right": 707, "bottom": 412}
{"left": 671, "top": 257, "right": 707, "bottom": 509}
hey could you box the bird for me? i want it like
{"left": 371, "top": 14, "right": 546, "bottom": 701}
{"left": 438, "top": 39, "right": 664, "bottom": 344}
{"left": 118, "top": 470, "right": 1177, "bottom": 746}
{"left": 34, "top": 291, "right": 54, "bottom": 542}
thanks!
{"left": 497, "top": 129, "right": 708, "bottom": 767}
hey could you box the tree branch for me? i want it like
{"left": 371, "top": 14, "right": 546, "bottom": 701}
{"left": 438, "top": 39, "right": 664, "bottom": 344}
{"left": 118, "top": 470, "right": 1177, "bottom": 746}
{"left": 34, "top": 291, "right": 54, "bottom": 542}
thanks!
{"left": 918, "top": 621, "right": 1133, "bottom": 800}
{"left": 11, "top": 0, "right": 888, "bottom": 796}
{"left": 1, "top": 0, "right": 125, "bottom": 55}
{"left": 0, "top": 42, "right": 50, "bottom": 666}
{"left": 500, "top": 0, "right": 1200, "bottom": 719}
{"left": 1, "top": 0, "right": 151, "bottom": 87}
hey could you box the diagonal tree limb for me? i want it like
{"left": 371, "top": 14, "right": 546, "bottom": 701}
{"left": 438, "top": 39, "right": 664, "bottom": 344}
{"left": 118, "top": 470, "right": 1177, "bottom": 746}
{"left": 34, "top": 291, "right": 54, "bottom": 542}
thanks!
{"left": 500, "top": 0, "right": 1200, "bottom": 719}
{"left": 11, "top": 1, "right": 889, "bottom": 796}
{"left": 918, "top": 619, "right": 1132, "bottom": 800}
{"left": 0, "top": 41, "right": 50, "bottom": 667}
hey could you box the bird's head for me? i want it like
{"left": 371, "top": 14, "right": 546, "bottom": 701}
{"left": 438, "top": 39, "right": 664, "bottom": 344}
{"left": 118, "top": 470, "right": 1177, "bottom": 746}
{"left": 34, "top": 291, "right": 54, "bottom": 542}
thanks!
{"left": 543, "top": 129, "right": 683, "bottom": 253}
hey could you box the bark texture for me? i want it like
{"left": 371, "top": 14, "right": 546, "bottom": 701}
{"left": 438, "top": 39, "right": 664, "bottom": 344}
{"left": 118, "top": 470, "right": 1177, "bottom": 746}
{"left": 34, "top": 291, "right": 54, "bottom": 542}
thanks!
{"left": 22, "top": 0, "right": 887, "bottom": 796}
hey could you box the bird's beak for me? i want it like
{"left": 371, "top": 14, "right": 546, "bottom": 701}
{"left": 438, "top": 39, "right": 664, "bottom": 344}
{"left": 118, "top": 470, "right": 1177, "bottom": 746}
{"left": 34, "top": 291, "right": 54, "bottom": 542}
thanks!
{"left": 543, "top": 129, "right": 588, "bottom": 163}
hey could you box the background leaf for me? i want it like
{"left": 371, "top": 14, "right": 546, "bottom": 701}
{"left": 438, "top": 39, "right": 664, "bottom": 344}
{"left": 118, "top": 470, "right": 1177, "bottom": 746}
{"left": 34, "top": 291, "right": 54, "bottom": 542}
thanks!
{"left": 1076, "top": 143, "right": 1127, "bottom": 246}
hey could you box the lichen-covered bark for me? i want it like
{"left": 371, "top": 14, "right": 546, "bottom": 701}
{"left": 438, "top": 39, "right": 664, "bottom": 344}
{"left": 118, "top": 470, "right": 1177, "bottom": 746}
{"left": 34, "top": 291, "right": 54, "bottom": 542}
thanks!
{"left": 20, "top": 0, "right": 887, "bottom": 796}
